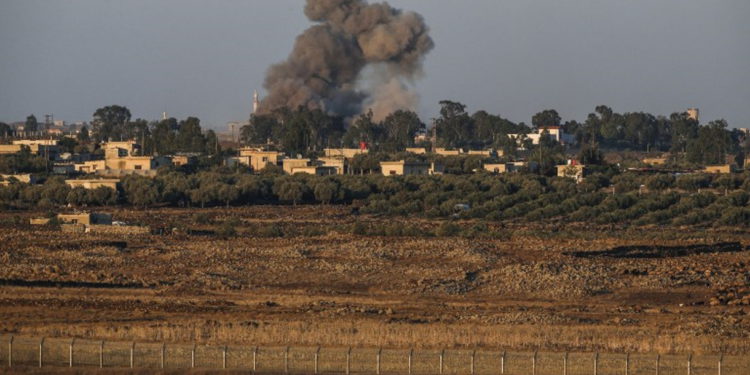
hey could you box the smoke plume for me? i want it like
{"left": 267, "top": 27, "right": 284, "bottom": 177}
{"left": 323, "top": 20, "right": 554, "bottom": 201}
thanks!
{"left": 259, "top": 0, "right": 433, "bottom": 120}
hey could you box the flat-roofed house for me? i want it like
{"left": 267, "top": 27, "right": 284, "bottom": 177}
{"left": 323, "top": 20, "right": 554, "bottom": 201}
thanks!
{"left": 0, "top": 144, "right": 23, "bottom": 155}
{"left": 58, "top": 212, "right": 113, "bottom": 226}
{"left": 317, "top": 157, "right": 346, "bottom": 175}
{"left": 290, "top": 166, "right": 337, "bottom": 176}
{"left": 467, "top": 149, "right": 496, "bottom": 157}
{"left": 406, "top": 147, "right": 427, "bottom": 154}
{"left": 0, "top": 174, "right": 37, "bottom": 185}
{"left": 380, "top": 160, "right": 444, "bottom": 176}
{"left": 283, "top": 158, "right": 312, "bottom": 175}
{"left": 75, "top": 160, "right": 107, "bottom": 173}
{"left": 557, "top": 163, "right": 588, "bottom": 182}
{"left": 323, "top": 148, "right": 368, "bottom": 159}
{"left": 704, "top": 165, "right": 732, "bottom": 174}
{"left": 483, "top": 163, "right": 510, "bottom": 174}
{"left": 238, "top": 148, "right": 284, "bottom": 171}
{"left": 65, "top": 179, "right": 119, "bottom": 190}
{"left": 643, "top": 157, "right": 668, "bottom": 166}
{"left": 433, "top": 148, "right": 462, "bottom": 156}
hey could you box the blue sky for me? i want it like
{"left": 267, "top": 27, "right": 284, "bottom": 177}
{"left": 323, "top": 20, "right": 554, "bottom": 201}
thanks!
{"left": 1, "top": 0, "right": 749, "bottom": 129}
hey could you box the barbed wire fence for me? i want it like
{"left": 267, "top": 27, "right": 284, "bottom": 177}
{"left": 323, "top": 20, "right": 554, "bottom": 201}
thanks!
{"left": 1, "top": 335, "right": 749, "bottom": 374}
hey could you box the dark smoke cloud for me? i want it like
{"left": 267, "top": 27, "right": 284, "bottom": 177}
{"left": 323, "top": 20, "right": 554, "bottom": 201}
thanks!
{"left": 259, "top": 0, "right": 433, "bottom": 121}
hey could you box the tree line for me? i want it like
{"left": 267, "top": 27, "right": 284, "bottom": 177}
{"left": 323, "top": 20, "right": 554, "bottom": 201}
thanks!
{"left": 241, "top": 102, "right": 743, "bottom": 167}
{"left": 2, "top": 169, "right": 750, "bottom": 226}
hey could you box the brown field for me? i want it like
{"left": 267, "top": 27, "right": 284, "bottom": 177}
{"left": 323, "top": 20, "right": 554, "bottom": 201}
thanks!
{"left": 1, "top": 206, "right": 749, "bottom": 355}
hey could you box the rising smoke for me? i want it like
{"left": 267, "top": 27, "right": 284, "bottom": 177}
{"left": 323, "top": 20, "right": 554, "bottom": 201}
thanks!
{"left": 258, "top": 0, "right": 434, "bottom": 121}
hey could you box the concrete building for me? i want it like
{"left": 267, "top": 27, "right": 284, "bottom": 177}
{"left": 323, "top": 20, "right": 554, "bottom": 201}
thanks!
{"left": 467, "top": 149, "right": 497, "bottom": 157}
{"left": 102, "top": 140, "right": 140, "bottom": 158}
{"left": 406, "top": 147, "right": 427, "bottom": 154}
{"left": 687, "top": 108, "right": 700, "bottom": 122}
{"left": 290, "top": 166, "right": 338, "bottom": 176}
{"left": 58, "top": 212, "right": 113, "bottom": 226}
{"left": 65, "top": 179, "right": 119, "bottom": 190}
{"left": 0, "top": 174, "right": 37, "bottom": 185}
{"left": 643, "top": 157, "right": 668, "bottom": 166}
{"left": 483, "top": 163, "right": 510, "bottom": 174}
{"left": 704, "top": 165, "right": 732, "bottom": 174}
{"left": 317, "top": 157, "right": 346, "bottom": 175}
{"left": 508, "top": 126, "right": 576, "bottom": 146}
{"left": 433, "top": 148, "right": 462, "bottom": 156}
{"left": 324, "top": 148, "right": 368, "bottom": 159}
{"left": 225, "top": 156, "right": 251, "bottom": 169}
{"left": 557, "top": 162, "right": 588, "bottom": 182}
{"left": 238, "top": 148, "right": 284, "bottom": 171}
{"left": 380, "top": 160, "right": 444, "bottom": 176}
{"left": 283, "top": 158, "right": 313, "bottom": 175}
{"left": 171, "top": 154, "right": 197, "bottom": 167}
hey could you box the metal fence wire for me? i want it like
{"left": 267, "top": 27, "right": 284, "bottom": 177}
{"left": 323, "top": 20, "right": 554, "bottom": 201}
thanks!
{"left": 1, "top": 334, "right": 748, "bottom": 374}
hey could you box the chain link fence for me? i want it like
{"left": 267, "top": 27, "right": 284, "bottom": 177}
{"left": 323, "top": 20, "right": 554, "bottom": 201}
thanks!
{"left": 1, "top": 335, "right": 749, "bottom": 374}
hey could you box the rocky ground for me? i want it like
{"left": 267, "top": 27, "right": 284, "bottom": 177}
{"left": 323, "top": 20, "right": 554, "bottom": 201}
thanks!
{"left": 0, "top": 206, "right": 749, "bottom": 354}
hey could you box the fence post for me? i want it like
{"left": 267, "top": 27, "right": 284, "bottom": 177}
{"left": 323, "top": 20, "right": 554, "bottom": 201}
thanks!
{"left": 100, "top": 341, "right": 104, "bottom": 368}
{"left": 656, "top": 354, "right": 660, "bottom": 375}
{"left": 285, "top": 346, "right": 290, "bottom": 374}
{"left": 347, "top": 347, "right": 352, "bottom": 375}
{"left": 688, "top": 353, "right": 692, "bottom": 375}
{"left": 70, "top": 338, "right": 75, "bottom": 368}
{"left": 564, "top": 352, "right": 568, "bottom": 375}
{"left": 377, "top": 348, "right": 382, "bottom": 375}
{"left": 314, "top": 346, "right": 320, "bottom": 374}
{"left": 39, "top": 337, "right": 44, "bottom": 368}
{"left": 130, "top": 342, "right": 134, "bottom": 369}
{"left": 718, "top": 353, "right": 723, "bottom": 375}
{"left": 501, "top": 350, "right": 506, "bottom": 374}
{"left": 471, "top": 350, "right": 476, "bottom": 375}
{"left": 439, "top": 349, "right": 444, "bottom": 375}
{"left": 626, "top": 353, "right": 629, "bottom": 375}
{"left": 161, "top": 343, "right": 166, "bottom": 369}
{"left": 532, "top": 351, "right": 537, "bottom": 375}
{"left": 8, "top": 335, "right": 12, "bottom": 368}
{"left": 253, "top": 346, "right": 257, "bottom": 373}
{"left": 191, "top": 344, "right": 196, "bottom": 369}
{"left": 408, "top": 348, "right": 413, "bottom": 375}
{"left": 594, "top": 352, "right": 598, "bottom": 375}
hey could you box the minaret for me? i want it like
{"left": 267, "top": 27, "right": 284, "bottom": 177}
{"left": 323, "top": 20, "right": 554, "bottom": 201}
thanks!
{"left": 252, "top": 90, "right": 260, "bottom": 115}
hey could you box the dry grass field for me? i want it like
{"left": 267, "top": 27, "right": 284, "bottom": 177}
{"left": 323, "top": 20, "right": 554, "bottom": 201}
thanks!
{"left": 1, "top": 206, "right": 749, "bottom": 355}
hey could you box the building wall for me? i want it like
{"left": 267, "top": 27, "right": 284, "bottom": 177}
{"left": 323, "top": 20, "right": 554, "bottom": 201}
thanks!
{"left": 65, "top": 179, "right": 119, "bottom": 190}
{"left": 283, "top": 159, "right": 311, "bottom": 174}
{"left": 483, "top": 164, "right": 508, "bottom": 174}
{"left": 318, "top": 157, "right": 346, "bottom": 174}
{"left": 704, "top": 165, "right": 731, "bottom": 174}
{"left": 324, "top": 148, "right": 368, "bottom": 158}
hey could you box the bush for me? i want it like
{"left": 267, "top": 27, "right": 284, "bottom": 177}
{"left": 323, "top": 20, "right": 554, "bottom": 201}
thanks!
{"left": 435, "top": 221, "right": 461, "bottom": 237}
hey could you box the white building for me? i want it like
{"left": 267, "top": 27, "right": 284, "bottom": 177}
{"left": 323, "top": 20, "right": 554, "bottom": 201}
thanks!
{"left": 508, "top": 126, "right": 576, "bottom": 146}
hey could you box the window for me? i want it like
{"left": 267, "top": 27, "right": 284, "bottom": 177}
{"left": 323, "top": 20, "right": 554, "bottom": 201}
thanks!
{"left": 135, "top": 165, "right": 142, "bottom": 170}
{"left": 390, "top": 170, "right": 397, "bottom": 175}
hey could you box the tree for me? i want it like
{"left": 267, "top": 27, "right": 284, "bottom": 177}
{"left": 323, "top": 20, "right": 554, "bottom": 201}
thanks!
{"left": 531, "top": 109, "right": 561, "bottom": 129}
{"left": 343, "top": 110, "right": 383, "bottom": 149}
{"left": 121, "top": 175, "right": 161, "bottom": 207}
{"left": 435, "top": 101, "right": 473, "bottom": 148}
{"left": 92, "top": 105, "right": 132, "bottom": 142}
{"left": 313, "top": 180, "right": 339, "bottom": 204}
{"left": 381, "top": 110, "right": 424, "bottom": 152}
{"left": 274, "top": 178, "right": 307, "bottom": 205}
{"left": 0, "top": 122, "right": 11, "bottom": 138}
{"left": 577, "top": 142, "right": 604, "bottom": 165}
{"left": 25, "top": 115, "right": 38, "bottom": 134}
{"left": 176, "top": 117, "right": 207, "bottom": 153}
{"left": 686, "top": 120, "right": 732, "bottom": 165}
{"left": 77, "top": 126, "right": 90, "bottom": 142}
